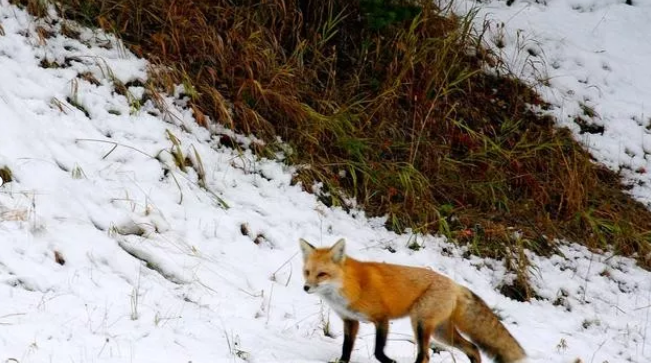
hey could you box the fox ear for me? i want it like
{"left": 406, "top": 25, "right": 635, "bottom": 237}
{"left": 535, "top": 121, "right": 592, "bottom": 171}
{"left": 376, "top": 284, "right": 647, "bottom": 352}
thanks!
{"left": 299, "top": 238, "right": 316, "bottom": 261}
{"left": 330, "top": 238, "right": 346, "bottom": 263}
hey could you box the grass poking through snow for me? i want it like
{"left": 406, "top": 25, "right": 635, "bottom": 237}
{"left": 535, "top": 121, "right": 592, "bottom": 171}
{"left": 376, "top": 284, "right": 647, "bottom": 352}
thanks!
{"left": 14, "top": 0, "right": 651, "bottom": 299}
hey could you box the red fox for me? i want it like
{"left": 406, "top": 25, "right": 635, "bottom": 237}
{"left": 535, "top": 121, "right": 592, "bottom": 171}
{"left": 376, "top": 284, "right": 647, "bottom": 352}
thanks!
{"left": 299, "top": 238, "right": 526, "bottom": 363}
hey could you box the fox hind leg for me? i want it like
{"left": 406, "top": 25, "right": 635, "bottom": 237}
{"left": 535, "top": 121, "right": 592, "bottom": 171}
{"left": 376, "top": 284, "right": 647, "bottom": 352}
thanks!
{"left": 433, "top": 320, "right": 481, "bottom": 363}
{"left": 410, "top": 318, "right": 439, "bottom": 363}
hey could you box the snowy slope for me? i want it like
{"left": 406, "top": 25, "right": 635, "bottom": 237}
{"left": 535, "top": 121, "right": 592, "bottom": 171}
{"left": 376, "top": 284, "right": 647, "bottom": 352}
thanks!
{"left": 0, "top": 1, "right": 650, "bottom": 363}
{"left": 457, "top": 0, "right": 651, "bottom": 205}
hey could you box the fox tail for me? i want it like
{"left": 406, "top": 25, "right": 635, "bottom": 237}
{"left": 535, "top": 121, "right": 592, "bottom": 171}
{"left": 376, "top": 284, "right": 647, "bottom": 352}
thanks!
{"left": 454, "top": 288, "right": 526, "bottom": 363}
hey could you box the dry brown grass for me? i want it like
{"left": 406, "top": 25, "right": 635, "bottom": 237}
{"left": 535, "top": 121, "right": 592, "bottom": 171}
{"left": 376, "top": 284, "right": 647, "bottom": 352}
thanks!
{"left": 15, "top": 0, "right": 651, "bottom": 300}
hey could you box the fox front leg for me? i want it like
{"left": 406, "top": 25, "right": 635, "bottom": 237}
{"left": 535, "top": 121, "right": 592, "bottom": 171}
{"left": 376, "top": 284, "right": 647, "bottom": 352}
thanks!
{"left": 373, "top": 320, "right": 396, "bottom": 363}
{"left": 339, "top": 319, "right": 359, "bottom": 362}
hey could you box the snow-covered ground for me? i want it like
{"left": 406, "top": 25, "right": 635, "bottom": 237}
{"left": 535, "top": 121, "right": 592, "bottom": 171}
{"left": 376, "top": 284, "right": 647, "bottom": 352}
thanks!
{"left": 0, "top": 1, "right": 649, "bottom": 363}
{"left": 457, "top": 0, "right": 651, "bottom": 205}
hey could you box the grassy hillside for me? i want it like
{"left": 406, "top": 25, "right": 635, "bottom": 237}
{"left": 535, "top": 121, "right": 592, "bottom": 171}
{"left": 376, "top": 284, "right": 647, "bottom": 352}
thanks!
{"left": 13, "top": 0, "right": 651, "bottom": 300}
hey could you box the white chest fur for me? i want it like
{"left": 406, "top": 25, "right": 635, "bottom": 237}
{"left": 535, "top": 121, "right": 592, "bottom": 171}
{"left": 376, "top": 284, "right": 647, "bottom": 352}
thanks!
{"left": 318, "top": 286, "right": 368, "bottom": 322}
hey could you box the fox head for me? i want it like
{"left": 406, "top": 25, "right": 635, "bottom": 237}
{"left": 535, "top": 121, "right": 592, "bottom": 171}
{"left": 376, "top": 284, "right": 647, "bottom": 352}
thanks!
{"left": 299, "top": 238, "right": 346, "bottom": 294}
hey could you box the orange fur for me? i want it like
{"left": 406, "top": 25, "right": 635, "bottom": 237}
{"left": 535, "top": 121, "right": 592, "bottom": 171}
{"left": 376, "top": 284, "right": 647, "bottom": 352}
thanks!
{"left": 299, "top": 238, "right": 526, "bottom": 363}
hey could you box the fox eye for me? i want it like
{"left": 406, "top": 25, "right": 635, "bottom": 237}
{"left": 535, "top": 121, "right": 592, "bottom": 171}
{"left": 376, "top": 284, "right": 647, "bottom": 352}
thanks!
{"left": 316, "top": 272, "right": 328, "bottom": 278}
{"left": 304, "top": 270, "right": 310, "bottom": 276}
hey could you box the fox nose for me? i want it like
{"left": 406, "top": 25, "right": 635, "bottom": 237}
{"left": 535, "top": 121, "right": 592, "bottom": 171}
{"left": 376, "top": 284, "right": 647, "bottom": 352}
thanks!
{"left": 303, "top": 285, "right": 310, "bottom": 292}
